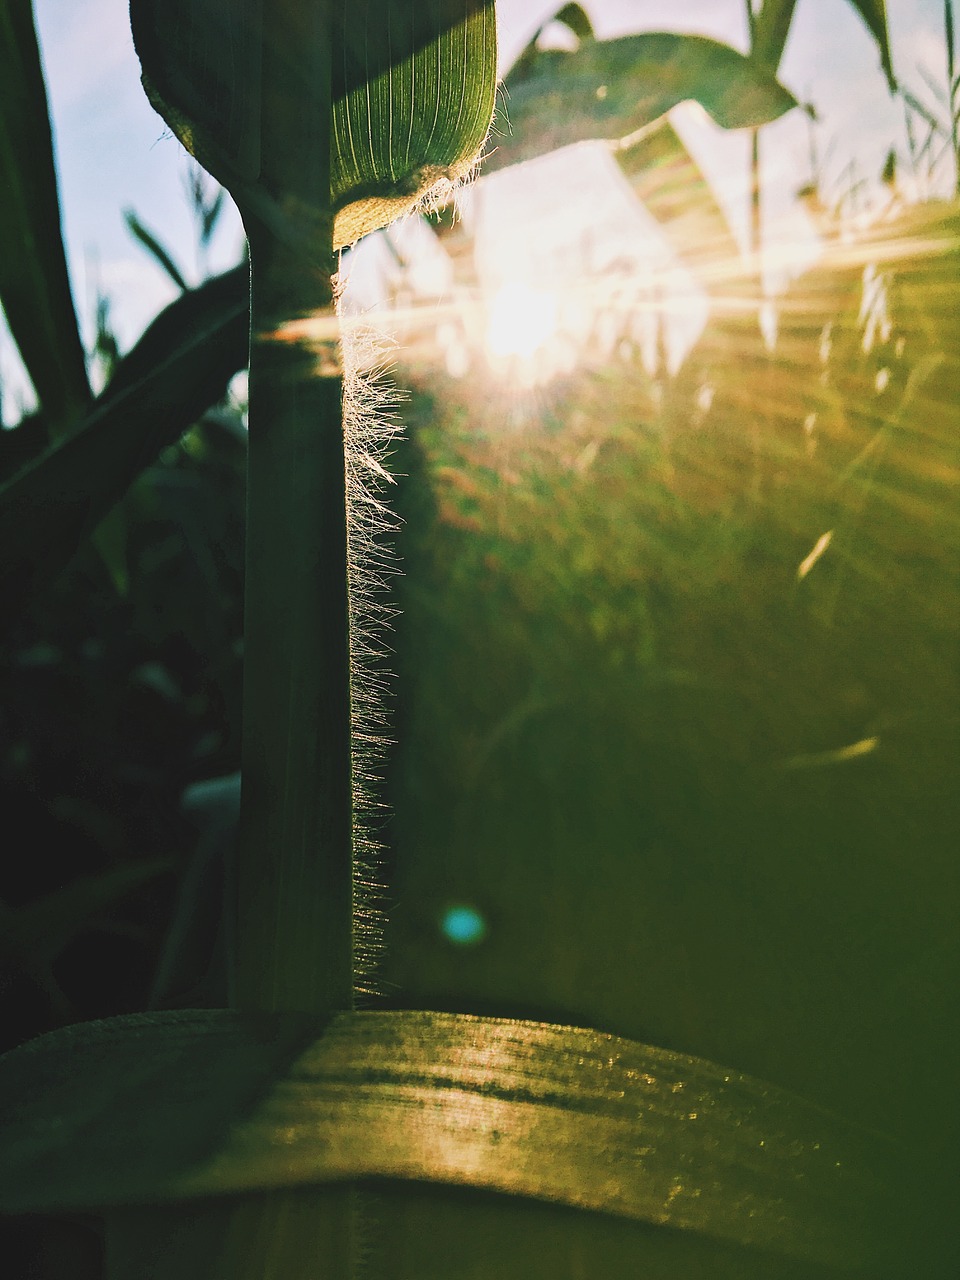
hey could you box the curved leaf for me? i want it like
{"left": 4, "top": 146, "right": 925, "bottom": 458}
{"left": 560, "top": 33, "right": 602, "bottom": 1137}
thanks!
{"left": 487, "top": 33, "right": 796, "bottom": 177}
{"left": 0, "top": 266, "right": 248, "bottom": 615}
{"left": 3, "top": 860, "right": 172, "bottom": 971}
{"left": 129, "top": 0, "right": 264, "bottom": 184}
{"left": 1, "top": 861, "right": 172, "bottom": 1019}
{"left": 0, "top": 0, "right": 90, "bottom": 430}
{"left": 149, "top": 774, "right": 242, "bottom": 1010}
{"left": 0, "top": 1009, "right": 904, "bottom": 1270}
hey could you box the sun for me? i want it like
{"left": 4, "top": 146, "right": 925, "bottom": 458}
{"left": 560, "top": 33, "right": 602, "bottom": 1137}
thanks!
{"left": 485, "top": 281, "right": 559, "bottom": 361}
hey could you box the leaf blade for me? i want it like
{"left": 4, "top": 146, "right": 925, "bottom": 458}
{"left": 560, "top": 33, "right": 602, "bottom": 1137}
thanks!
{"left": 751, "top": 0, "right": 799, "bottom": 69}
{"left": 123, "top": 209, "right": 190, "bottom": 292}
{"left": 0, "top": 1009, "right": 904, "bottom": 1271}
{"left": 487, "top": 32, "right": 797, "bottom": 178}
{"left": 0, "top": 0, "right": 91, "bottom": 430}
{"left": 0, "top": 267, "right": 248, "bottom": 613}
{"left": 330, "top": 0, "right": 497, "bottom": 246}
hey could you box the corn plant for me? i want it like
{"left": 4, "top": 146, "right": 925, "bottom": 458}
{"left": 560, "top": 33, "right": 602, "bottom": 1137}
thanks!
{"left": 0, "top": 2, "right": 932, "bottom": 1278}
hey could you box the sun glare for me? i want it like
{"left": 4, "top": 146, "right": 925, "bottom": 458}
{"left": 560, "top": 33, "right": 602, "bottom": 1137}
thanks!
{"left": 485, "top": 282, "right": 559, "bottom": 361}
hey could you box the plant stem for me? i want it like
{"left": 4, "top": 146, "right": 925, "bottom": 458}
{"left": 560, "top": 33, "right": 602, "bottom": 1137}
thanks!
{"left": 234, "top": 225, "right": 354, "bottom": 1016}
{"left": 233, "top": 5, "right": 358, "bottom": 1275}
{"left": 110, "top": 6, "right": 357, "bottom": 1276}
{"left": 232, "top": 0, "right": 353, "bottom": 1022}
{"left": 749, "top": 126, "right": 762, "bottom": 272}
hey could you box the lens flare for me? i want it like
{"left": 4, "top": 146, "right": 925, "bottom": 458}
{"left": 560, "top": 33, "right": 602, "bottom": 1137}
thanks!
{"left": 440, "top": 904, "right": 488, "bottom": 946}
{"left": 485, "top": 282, "right": 559, "bottom": 360}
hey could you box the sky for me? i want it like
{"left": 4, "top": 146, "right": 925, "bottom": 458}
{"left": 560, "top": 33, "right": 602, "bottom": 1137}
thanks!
{"left": 0, "top": 0, "right": 954, "bottom": 419}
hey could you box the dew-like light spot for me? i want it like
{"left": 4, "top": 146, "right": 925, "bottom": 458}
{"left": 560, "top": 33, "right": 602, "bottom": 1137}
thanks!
{"left": 439, "top": 903, "right": 487, "bottom": 946}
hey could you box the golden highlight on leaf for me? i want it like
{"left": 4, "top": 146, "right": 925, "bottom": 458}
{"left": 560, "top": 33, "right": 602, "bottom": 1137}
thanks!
{"left": 0, "top": 1009, "right": 905, "bottom": 1270}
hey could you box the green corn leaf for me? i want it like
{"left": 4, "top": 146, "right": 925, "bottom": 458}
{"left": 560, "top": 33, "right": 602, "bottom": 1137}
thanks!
{"left": 129, "top": 0, "right": 263, "bottom": 185}
{"left": 486, "top": 32, "right": 797, "bottom": 178}
{"left": 0, "top": 0, "right": 90, "bottom": 431}
{"left": 0, "top": 1009, "right": 906, "bottom": 1270}
{"left": 330, "top": 1, "right": 497, "bottom": 247}
{"left": 148, "top": 774, "right": 242, "bottom": 1010}
{"left": 0, "top": 266, "right": 248, "bottom": 613}
{"left": 124, "top": 208, "right": 190, "bottom": 292}
{"left": 1, "top": 859, "right": 172, "bottom": 1024}
{"left": 129, "top": 1, "right": 498, "bottom": 249}
{"left": 948, "top": 0, "right": 956, "bottom": 87}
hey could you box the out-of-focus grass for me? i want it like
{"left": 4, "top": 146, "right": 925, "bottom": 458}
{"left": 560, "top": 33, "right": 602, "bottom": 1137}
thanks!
{"left": 383, "top": 203, "right": 959, "bottom": 1252}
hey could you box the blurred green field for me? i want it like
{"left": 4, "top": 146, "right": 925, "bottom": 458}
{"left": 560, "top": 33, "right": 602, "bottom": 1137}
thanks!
{"left": 376, "top": 203, "right": 959, "bottom": 1271}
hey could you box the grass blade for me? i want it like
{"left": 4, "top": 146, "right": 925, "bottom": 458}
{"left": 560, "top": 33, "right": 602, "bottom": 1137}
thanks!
{"left": 0, "top": 0, "right": 90, "bottom": 431}
{"left": 123, "top": 209, "right": 190, "bottom": 292}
